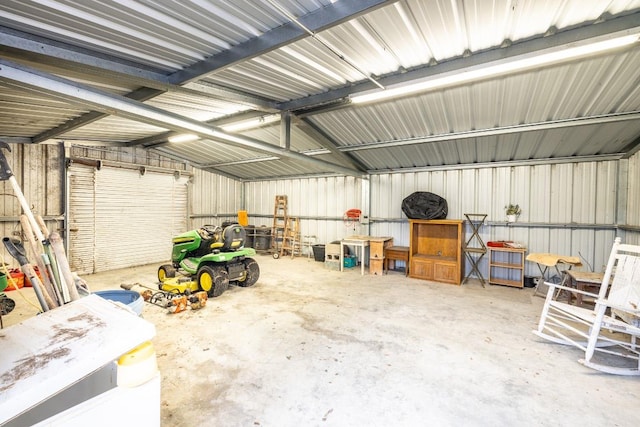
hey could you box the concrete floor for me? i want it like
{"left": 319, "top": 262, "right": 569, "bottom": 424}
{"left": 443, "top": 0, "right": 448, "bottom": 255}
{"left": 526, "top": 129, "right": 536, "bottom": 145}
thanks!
{"left": 3, "top": 254, "right": 639, "bottom": 426}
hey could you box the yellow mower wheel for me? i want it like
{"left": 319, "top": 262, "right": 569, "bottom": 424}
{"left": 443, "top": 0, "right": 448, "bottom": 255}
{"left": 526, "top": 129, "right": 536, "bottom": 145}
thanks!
{"left": 158, "top": 264, "right": 176, "bottom": 282}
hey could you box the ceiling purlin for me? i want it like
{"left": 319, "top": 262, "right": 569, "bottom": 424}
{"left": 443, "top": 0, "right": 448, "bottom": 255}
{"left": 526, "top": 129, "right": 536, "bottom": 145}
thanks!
{"left": 337, "top": 112, "right": 640, "bottom": 153}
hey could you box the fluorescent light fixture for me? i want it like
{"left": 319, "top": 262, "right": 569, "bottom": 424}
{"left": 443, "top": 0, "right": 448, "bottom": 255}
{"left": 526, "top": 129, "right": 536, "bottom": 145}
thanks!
{"left": 351, "top": 33, "right": 639, "bottom": 104}
{"left": 168, "top": 133, "right": 199, "bottom": 143}
{"left": 220, "top": 114, "right": 280, "bottom": 132}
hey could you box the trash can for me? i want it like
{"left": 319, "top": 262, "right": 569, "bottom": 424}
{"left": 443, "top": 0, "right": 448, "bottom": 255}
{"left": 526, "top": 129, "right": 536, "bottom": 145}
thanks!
{"left": 254, "top": 226, "right": 272, "bottom": 251}
{"left": 244, "top": 225, "right": 255, "bottom": 248}
{"left": 312, "top": 244, "right": 325, "bottom": 262}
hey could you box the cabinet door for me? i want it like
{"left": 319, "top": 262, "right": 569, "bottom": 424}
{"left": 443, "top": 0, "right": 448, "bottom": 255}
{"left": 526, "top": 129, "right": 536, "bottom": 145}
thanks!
{"left": 411, "top": 258, "right": 434, "bottom": 279}
{"left": 370, "top": 259, "right": 384, "bottom": 276}
{"left": 370, "top": 241, "right": 385, "bottom": 259}
{"left": 434, "top": 262, "right": 457, "bottom": 284}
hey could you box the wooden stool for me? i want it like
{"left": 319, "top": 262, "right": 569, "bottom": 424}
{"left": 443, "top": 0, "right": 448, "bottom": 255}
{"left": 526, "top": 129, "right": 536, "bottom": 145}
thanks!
{"left": 384, "top": 246, "right": 410, "bottom": 276}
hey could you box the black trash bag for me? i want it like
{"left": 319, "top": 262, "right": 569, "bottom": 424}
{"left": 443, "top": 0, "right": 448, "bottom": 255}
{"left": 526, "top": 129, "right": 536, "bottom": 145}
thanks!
{"left": 401, "top": 192, "right": 448, "bottom": 220}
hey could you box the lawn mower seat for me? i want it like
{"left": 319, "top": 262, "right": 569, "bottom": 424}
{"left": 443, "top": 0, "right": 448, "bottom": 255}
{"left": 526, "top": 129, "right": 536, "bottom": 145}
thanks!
{"left": 221, "top": 224, "right": 246, "bottom": 251}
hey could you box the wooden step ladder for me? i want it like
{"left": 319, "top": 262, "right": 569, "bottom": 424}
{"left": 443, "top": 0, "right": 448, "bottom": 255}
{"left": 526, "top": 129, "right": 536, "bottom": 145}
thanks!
{"left": 271, "top": 195, "right": 287, "bottom": 256}
{"left": 280, "top": 217, "right": 301, "bottom": 258}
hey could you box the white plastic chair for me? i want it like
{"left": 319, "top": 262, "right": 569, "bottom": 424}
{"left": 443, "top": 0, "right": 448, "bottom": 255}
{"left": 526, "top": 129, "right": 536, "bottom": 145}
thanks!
{"left": 532, "top": 237, "right": 640, "bottom": 375}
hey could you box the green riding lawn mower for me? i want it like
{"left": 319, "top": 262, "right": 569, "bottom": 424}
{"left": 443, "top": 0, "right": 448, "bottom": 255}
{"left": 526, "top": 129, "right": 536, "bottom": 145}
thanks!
{"left": 157, "top": 224, "right": 260, "bottom": 298}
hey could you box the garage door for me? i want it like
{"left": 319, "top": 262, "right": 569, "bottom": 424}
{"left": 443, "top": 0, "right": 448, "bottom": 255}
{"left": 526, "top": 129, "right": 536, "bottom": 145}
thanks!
{"left": 68, "top": 163, "right": 188, "bottom": 274}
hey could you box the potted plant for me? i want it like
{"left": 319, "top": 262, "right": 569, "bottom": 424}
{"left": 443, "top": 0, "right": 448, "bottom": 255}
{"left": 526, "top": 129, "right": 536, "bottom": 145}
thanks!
{"left": 505, "top": 204, "right": 521, "bottom": 223}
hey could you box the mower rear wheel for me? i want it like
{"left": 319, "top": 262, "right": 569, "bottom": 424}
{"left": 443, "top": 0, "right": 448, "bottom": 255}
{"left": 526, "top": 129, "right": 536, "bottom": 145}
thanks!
{"left": 158, "top": 264, "right": 176, "bottom": 282}
{"left": 239, "top": 258, "right": 260, "bottom": 287}
{"left": 198, "top": 265, "right": 229, "bottom": 298}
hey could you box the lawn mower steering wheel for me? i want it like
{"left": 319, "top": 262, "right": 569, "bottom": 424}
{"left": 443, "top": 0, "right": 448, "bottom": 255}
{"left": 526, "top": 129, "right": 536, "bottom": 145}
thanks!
{"left": 201, "top": 224, "right": 222, "bottom": 238}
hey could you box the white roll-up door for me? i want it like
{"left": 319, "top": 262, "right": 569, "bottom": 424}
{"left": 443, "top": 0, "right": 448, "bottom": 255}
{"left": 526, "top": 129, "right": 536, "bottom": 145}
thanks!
{"left": 68, "top": 163, "right": 188, "bottom": 274}
{"left": 68, "top": 163, "right": 96, "bottom": 275}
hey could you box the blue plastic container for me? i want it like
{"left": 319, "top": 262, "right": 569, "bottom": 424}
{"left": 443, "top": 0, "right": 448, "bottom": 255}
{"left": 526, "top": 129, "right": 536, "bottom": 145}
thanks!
{"left": 94, "top": 290, "right": 144, "bottom": 316}
{"left": 344, "top": 255, "right": 357, "bottom": 268}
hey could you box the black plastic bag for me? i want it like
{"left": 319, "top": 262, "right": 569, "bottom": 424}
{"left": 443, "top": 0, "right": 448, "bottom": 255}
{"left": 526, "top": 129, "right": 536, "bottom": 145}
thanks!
{"left": 401, "top": 192, "right": 448, "bottom": 220}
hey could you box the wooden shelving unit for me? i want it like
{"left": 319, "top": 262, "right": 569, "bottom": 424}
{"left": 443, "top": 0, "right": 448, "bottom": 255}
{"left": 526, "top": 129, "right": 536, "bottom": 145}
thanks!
{"left": 409, "top": 219, "right": 463, "bottom": 285}
{"left": 488, "top": 246, "right": 526, "bottom": 288}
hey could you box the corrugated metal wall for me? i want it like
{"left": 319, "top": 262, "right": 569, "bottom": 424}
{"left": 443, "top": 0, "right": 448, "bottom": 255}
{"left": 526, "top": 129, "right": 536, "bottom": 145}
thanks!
{"left": 624, "top": 151, "right": 640, "bottom": 245}
{"left": 241, "top": 176, "right": 364, "bottom": 254}
{"left": 189, "top": 168, "right": 243, "bottom": 228}
{"left": 3, "top": 145, "right": 639, "bottom": 277}
{"left": 367, "top": 161, "right": 621, "bottom": 278}
{"left": 189, "top": 157, "right": 639, "bottom": 279}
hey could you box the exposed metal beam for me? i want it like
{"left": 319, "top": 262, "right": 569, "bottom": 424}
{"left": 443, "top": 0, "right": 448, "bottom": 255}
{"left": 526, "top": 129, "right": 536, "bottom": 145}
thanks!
{"left": 280, "top": 111, "right": 291, "bottom": 149}
{"left": 279, "top": 11, "right": 640, "bottom": 112}
{"left": 33, "top": 87, "right": 161, "bottom": 143}
{"left": 130, "top": 110, "right": 275, "bottom": 147}
{"left": 168, "top": 0, "right": 396, "bottom": 84}
{"left": 298, "top": 118, "right": 369, "bottom": 170}
{"left": 0, "top": 26, "right": 276, "bottom": 112}
{"left": 0, "top": 25, "right": 168, "bottom": 80}
{"left": 2, "top": 1, "right": 391, "bottom": 144}
{"left": 621, "top": 134, "right": 640, "bottom": 158}
{"left": 367, "top": 154, "right": 625, "bottom": 175}
{"left": 338, "top": 111, "right": 640, "bottom": 152}
{"left": 150, "top": 146, "right": 244, "bottom": 181}
{"left": 0, "top": 59, "right": 363, "bottom": 177}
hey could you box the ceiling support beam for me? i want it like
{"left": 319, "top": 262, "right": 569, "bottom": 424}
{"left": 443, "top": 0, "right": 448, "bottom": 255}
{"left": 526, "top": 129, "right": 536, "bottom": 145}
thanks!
{"left": 339, "top": 111, "right": 640, "bottom": 152}
{"left": 0, "top": 59, "right": 363, "bottom": 177}
{"left": 298, "top": 118, "right": 369, "bottom": 170}
{"left": 32, "top": 87, "right": 162, "bottom": 143}
{"left": 280, "top": 111, "right": 291, "bottom": 149}
{"left": 0, "top": 26, "right": 275, "bottom": 113}
{"left": 168, "top": 0, "right": 396, "bottom": 84}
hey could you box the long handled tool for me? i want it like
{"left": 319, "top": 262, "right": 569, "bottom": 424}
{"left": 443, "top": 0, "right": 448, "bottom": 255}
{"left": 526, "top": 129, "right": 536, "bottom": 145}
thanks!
{"left": 20, "top": 215, "right": 61, "bottom": 307}
{"left": 34, "top": 216, "right": 71, "bottom": 302}
{"left": 0, "top": 141, "right": 76, "bottom": 307}
{"left": 2, "top": 237, "right": 51, "bottom": 311}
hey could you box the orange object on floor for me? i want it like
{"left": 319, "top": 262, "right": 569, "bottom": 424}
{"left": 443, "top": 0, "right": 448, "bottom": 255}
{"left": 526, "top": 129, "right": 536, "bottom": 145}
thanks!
{"left": 5, "top": 269, "right": 24, "bottom": 291}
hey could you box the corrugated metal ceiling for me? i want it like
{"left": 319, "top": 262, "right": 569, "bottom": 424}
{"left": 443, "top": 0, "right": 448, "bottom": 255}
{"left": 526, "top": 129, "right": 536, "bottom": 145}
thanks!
{"left": 0, "top": 0, "right": 639, "bottom": 180}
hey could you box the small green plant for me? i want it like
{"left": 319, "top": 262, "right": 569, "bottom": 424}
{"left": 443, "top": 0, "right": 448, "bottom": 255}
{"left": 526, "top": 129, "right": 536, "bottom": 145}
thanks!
{"left": 505, "top": 204, "right": 521, "bottom": 216}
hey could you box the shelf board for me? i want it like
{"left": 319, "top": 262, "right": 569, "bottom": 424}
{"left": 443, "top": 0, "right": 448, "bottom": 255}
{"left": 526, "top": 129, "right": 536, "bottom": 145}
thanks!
{"left": 489, "top": 278, "right": 523, "bottom": 288}
{"left": 490, "top": 262, "right": 523, "bottom": 269}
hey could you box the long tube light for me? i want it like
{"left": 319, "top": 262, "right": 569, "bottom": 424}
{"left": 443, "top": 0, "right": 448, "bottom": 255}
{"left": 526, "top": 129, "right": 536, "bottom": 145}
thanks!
{"left": 220, "top": 114, "right": 280, "bottom": 132}
{"left": 351, "top": 33, "right": 639, "bottom": 104}
{"left": 168, "top": 133, "right": 199, "bottom": 143}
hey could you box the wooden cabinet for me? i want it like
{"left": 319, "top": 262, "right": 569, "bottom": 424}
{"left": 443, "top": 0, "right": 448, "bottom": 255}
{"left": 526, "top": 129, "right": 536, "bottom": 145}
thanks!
{"left": 409, "top": 219, "right": 463, "bottom": 285}
{"left": 488, "top": 246, "right": 526, "bottom": 288}
{"left": 369, "top": 237, "right": 393, "bottom": 276}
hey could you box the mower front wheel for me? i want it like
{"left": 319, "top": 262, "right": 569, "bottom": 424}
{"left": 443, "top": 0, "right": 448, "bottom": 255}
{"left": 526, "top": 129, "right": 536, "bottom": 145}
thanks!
{"left": 158, "top": 264, "right": 176, "bottom": 282}
{"left": 198, "top": 265, "right": 229, "bottom": 298}
{"left": 239, "top": 258, "right": 260, "bottom": 287}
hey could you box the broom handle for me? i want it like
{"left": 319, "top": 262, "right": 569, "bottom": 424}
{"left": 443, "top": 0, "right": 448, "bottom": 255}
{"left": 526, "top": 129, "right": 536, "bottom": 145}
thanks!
{"left": 20, "top": 215, "right": 61, "bottom": 307}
